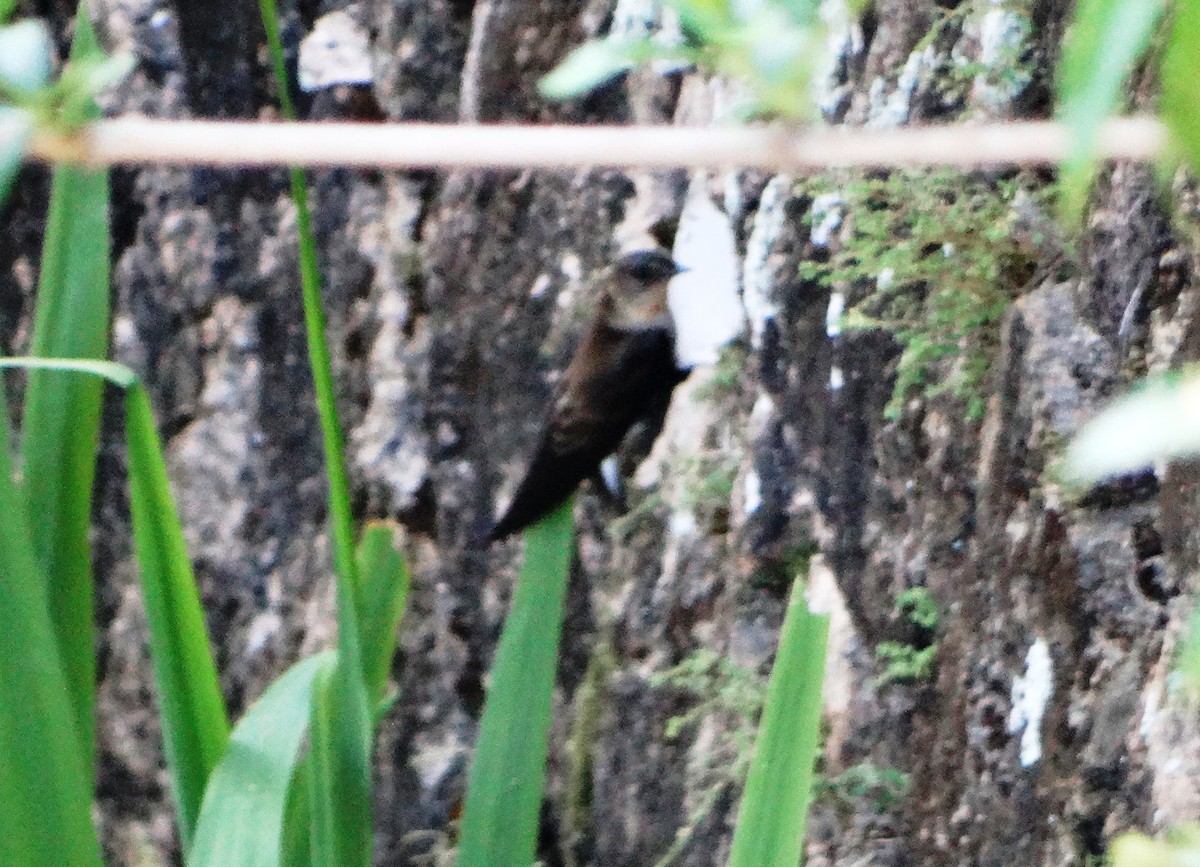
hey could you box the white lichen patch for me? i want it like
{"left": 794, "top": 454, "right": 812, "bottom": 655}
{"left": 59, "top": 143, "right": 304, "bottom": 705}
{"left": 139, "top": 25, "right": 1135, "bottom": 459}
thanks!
{"left": 867, "top": 44, "right": 937, "bottom": 129}
{"left": 742, "top": 470, "right": 762, "bottom": 516}
{"left": 1008, "top": 638, "right": 1054, "bottom": 767}
{"left": 972, "top": 5, "right": 1033, "bottom": 109}
{"left": 815, "top": 0, "right": 861, "bottom": 116}
{"left": 410, "top": 728, "right": 468, "bottom": 791}
{"left": 825, "top": 290, "right": 845, "bottom": 338}
{"left": 743, "top": 175, "right": 791, "bottom": 349}
{"left": 810, "top": 192, "right": 844, "bottom": 249}
{"left": 671, "top": 175, "right": 744, "bottom": 367}
{"left": 298, "top": 10, "right": 373, "bottom": 91}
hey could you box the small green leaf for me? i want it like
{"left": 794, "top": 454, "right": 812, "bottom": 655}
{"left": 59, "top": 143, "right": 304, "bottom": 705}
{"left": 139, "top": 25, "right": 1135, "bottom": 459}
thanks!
{"left": 1163, "top": 0, "right": 1200, "bottom": 174}
{"left": 1064, "top": 369, "right": 1200, "bottom": 484}
{"left": 0, "top": 0, "right": 16, "bottom": 24}
{"left": 354, "top": 522, "right": 410, "bottom": 708}
{"left": 0, "top": 19, "right": 53, "bottom": 94}
{"left": 0, "top": 106, "right": 30, "bottom": 208}
{"left": 666, "top": 0, "right": 734, "bottom": 42}
{"left": 539, "top": 37, "right": 661, "bottom": 99}
{"left": 50, "top": 9, "right": 130, "bottom": 132}
{"left": 1055, "top": 0, "right": 1167, "bottom": 222}
{"left": 190, "top": 653, "right": 333, "bottom": 867}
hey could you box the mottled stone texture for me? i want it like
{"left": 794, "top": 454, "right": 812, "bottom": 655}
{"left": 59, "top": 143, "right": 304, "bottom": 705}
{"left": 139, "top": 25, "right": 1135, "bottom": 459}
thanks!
{"left": 3, "top": 0, "right": 1198, "bottom": 864}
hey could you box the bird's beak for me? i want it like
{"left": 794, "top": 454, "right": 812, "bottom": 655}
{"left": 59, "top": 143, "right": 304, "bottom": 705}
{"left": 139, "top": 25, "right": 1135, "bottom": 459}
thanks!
{"left": 672, "top": 262, "right": 689, "bottom": 276}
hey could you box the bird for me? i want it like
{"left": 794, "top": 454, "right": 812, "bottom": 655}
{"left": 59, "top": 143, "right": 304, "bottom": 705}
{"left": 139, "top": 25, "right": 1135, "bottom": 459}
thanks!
{"left": 486, "top": 248, "right": 690, "bottom": 542}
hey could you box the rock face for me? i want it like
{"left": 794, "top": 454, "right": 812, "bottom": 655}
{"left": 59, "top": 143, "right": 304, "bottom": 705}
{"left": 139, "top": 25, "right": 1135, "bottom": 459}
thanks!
{"left": 3, "top": 0, "right": 1196, "bottom": 864}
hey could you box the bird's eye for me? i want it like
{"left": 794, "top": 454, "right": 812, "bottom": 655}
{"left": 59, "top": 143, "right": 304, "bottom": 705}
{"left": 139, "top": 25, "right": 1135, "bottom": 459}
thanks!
{"left": 629, "top": 263, "right": 658, "bottom": 282}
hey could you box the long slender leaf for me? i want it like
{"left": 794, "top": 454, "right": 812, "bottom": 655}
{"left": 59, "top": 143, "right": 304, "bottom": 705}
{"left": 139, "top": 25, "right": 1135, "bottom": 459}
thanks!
{"left": 0, "top": 375, "right": 102, "bottom": 867}
{"left": 0, "top": 357, "right": 232, "bottom": 851}
{"left": 125, "top": 384, "right": 230, "bottom": 848}
{"left": 255, "top": 2, "right": 397, "bottom": 862}
{"left": 1055, "top": 0, "right": 1167, "bottom": 221}
{"left": 1162, "top": 0, "right": 1200, "bottom": 173}
{"left": 727, "top": 577, "right": 829, "bottom": 867}
{"left": 190, "top": 652, "right": 333, "bottom": 867}
{"left": 19, "top": 3, "right": 111, "bottom": 773}
{"left": 456, "top": 500, "right": 576, "bottom": 867}
{"left": 256, "top": 0, "right": 357, "bottom": 589}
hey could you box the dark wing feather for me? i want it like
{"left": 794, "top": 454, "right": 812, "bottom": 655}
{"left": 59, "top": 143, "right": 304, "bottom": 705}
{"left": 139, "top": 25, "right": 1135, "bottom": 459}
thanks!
{"left": 487, "top": 323, "right": 683, "bottom": 541}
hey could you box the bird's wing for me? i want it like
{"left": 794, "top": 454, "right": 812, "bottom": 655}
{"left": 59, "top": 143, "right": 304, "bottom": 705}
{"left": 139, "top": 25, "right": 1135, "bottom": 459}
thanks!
{"left": 486, "top": 324, "right": 682, "bottom": 542}
{"left": 546, "top": 382, "right": 609, "bottom": 456}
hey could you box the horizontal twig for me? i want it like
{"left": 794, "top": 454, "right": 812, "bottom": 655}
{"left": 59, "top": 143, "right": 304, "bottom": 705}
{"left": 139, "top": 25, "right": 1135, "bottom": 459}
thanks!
{"left": 27, "top": 115, "right": 1167, "bottom": 171}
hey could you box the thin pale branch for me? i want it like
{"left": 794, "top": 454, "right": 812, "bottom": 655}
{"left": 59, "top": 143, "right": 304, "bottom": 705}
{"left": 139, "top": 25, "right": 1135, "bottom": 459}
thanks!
{"left": 27, "top": 116, "right": 1166, "bottom": 171}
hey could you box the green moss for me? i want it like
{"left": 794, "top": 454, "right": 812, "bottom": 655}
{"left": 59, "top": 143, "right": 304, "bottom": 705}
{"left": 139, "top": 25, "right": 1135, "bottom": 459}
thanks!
{"left": 896, "top": 587, "right": 940, "bottom": 631}
{"left": 804, "top": 169, "right": 1057, "bottom": 420}
{"left": 693, "top": 341, "right": 750, "bottom": 405}
{"left": 647, "top": 650, "right": 767, "bottom": 866}
{"left": 606, "top": 491, "right": 664, "bottom": 544}
{"left": 752, "top": 540, "right": 820, "bottom": 592}
{"left": 875, "top": 588, "right": 941, "bottom": 684}
{"left": 562, "top": 641, "right": 616, "bottom": 867}
{"left": 876, "top": 642, "right": 937, "bottom": 684}
{"left": 815, "top": 763, "right": 910, "bottom": 813}
{"left": 678, "top": 454, "right": 739, "bottom": 534}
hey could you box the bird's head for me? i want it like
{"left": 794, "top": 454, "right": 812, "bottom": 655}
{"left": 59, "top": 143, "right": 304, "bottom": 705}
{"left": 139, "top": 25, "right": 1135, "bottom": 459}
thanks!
{"left": 603, "top": 249, "right": 686, "bottom": 332}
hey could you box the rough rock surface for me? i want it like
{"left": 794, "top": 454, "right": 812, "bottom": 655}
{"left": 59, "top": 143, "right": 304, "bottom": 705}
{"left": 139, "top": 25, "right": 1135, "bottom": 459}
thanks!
{"left": 3, "top": 0, "right": 1197, "bottom": 865}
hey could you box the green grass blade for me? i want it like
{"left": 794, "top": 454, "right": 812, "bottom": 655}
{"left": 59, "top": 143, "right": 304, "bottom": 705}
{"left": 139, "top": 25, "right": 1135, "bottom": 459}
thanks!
{"left": 727, "top": 578, "right": 829, "bottom": 867}
{"left": 125, "top": 384, "right": 231, "bottom": 848}
{"left": 255, "top": 0, "right": 357, "bottom": 590}
{"left": 1163, "top": 0, "right": 1200, "bottom": 174}
{"left": 0, "top": 375, "right": 103, "bottom": 867}
{"left": 189, "top": 652, "right": 333, "bottom": 867}
{"left": 456, "top": 500, "right": 576, "bottom": 867}
{"left": 255, "top": 2, "right": 406, "bottom": 861}
{"left": 1055, "top": 0, "right": 1167, "bottom": 221}
{"left": 18, "top": 3, "right": 111, "bottom": 773}
{"left": 354, "top": 521, "right": 411, "bottom": 706}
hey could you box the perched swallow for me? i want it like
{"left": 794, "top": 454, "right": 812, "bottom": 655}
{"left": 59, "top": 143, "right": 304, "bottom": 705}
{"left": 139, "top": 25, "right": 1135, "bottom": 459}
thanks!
{"left": 487, "top": 249, "right": 690, "bottom": 541}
